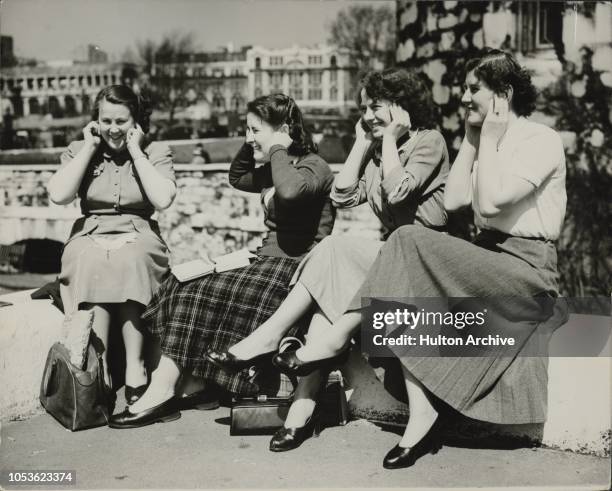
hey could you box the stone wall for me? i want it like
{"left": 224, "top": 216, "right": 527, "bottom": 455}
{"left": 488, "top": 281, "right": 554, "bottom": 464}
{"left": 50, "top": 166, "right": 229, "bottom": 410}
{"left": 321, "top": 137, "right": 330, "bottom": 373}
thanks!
{"left": 0, "top": 163, "right": 382, "bottom": 265}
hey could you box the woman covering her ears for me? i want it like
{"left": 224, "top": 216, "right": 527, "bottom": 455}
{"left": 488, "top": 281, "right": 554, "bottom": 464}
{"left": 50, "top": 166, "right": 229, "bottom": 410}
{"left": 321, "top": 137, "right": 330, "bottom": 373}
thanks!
{"left": 48, "top": 85, "right": 176, "bottom": 406}
{"left": 109, "top": 93, "right": 336, "bottom": 428}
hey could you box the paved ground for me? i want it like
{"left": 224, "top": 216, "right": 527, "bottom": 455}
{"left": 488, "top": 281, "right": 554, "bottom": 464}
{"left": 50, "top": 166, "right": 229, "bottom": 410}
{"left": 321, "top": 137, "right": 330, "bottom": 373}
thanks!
{"left": 1, "top": 402, "right": 610, "bottom": 491}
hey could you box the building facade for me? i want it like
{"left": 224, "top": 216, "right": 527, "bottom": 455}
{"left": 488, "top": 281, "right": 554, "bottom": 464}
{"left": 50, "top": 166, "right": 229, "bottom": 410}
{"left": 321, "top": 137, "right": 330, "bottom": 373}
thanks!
{"left": 0, "top": 61, "right": 136, "bottom": 118}
{"left": 152, "top": 46, "right": 250, "bottom": 119}
{"left": 247, "top": 45, "right": 359, "bottom": 115}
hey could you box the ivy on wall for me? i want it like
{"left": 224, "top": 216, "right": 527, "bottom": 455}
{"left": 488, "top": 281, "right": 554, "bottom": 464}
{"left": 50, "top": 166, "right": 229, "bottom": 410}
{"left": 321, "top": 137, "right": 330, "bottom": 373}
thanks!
{"left": 542, "top": 47, "right": 611, "bottom": 296}
{"left": 396, "top": 0, "right": 611, "bottom": 296}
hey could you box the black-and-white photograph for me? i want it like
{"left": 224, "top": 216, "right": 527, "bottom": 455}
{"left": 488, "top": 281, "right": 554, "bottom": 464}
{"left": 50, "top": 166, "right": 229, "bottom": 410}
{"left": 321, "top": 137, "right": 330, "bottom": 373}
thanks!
{"left": 0, "top": 0, "right": 610, "bottom": 489}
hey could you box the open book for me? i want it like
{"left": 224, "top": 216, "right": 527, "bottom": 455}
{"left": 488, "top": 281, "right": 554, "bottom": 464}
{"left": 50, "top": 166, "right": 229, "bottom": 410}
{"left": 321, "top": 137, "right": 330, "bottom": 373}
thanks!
{"left": 171, "top": 248, "right": 257, "bottom": 282}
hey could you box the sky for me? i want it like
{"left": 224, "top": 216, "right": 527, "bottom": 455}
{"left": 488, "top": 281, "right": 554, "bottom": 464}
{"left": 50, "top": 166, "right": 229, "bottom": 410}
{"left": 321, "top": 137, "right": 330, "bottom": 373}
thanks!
{"left": 1, "top": 0, "right": 394, "bottom": 62}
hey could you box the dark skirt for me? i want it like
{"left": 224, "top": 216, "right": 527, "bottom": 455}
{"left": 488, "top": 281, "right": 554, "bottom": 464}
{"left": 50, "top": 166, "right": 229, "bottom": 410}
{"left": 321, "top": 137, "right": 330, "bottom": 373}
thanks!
{"left": 142, "top": 256, "right": 299, "bottom": 395}
{"left": 349, "top": 225, "right": 564, "bottom": 424}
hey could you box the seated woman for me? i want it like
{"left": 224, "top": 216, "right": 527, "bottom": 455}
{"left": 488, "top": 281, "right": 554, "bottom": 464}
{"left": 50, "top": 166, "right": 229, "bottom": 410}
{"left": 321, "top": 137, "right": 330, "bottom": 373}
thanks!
{"left": 109, "top": 94, "right": 336, "bottom": 428}
{"left": 48, "top": 85, "right": 176, "bottom": 404}
{"left": 206, "top": 68, "right": 450, "bottom": 450}
{"left": 273, "top": 49, "right": 567, "bottom": 468}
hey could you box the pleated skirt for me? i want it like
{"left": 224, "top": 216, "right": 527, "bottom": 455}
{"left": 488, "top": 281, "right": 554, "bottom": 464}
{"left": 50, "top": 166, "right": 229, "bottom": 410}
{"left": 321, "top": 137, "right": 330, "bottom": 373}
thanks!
{"left": 348, "top": 225, "right": 564, "bottom": 424}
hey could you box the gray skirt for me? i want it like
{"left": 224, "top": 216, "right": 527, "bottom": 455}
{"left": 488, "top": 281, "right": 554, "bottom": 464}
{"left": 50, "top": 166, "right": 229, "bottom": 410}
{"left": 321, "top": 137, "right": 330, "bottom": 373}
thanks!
{"left": 349, "top": 225, "right": 563, "bottom": 424}
{"left": 290, "top": 235, "right": 384, "bottom": 322}
{"left": 59, "top": 214, "right": 169, "bottom": 311}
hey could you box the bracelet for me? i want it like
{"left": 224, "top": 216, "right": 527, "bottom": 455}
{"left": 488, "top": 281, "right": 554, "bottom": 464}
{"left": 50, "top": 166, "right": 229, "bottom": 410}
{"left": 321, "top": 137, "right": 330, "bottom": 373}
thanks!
{"left": 133, "top": 154, "right": 149, "bottom": 164}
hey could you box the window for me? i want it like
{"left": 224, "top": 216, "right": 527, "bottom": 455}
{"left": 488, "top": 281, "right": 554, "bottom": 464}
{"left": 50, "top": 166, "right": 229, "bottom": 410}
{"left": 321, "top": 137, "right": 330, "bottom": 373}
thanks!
{"left": 308, "top": 88, "right": 322, "bottom": 100}
{"left": 289, "top": 88, "right": 303, "bottom": 100}
{"left": 330, "top": 86, "right": 339, "bottom": 101}
{"left": 271, "top": 72, "right": 283, "bottom": 92}
{"left": 309, "top": 71, "right": 323, "bottom": 85}
{"left": 255, "top": 57, "right": 261, "bottom": 69}
{"left": 330, "top": 55, "right": 337, "bottom": 67}
{"left": 308, "top": 55, "right": 322, "bottom": 65}
{"left": 270, "top": 56, "right": 284, "bottom": 66}
{"left": 518, "top": 0, "right": 563, "bottom": 53}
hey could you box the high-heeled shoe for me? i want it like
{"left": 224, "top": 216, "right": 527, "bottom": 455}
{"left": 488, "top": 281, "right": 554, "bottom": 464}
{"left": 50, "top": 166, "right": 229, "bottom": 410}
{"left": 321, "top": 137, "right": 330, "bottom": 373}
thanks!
{"left": 205, "top": 348, "right": 276, "bottom": 373}
{"left": 272, "top": 348, "right": 349, "bottom": 377}
{"left": 382, "top": 419, "right": 443, "bottom": 469}
{"left": 269, "top": 410, "right": 321, "bottom": 452}
{"left": 109, "top": 397, "right": 181, "bottom": 429}
{"left": 124, "top": 384, "right": 148, "bottom": 406}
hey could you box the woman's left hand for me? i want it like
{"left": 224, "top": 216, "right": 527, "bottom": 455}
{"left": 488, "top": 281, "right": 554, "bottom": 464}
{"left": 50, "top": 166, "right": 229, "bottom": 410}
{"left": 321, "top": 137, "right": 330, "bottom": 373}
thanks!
{"left": 384, "top": 104, "right": 412, "bottom": 140}
{"left": 126, "top": 124, "right": 145, "bottom": 157}
{"left": 268, "top": 130, "right": 293, "bottom": 150}
{"left": 480, "top": 96, "right": 508, "bottom": 146}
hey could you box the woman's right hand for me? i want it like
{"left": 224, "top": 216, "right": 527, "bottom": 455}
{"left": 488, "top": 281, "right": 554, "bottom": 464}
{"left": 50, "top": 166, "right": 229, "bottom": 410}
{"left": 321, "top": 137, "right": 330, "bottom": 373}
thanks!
{"left": 354, "top": 117, "right": 373, "bottom": 145}
{"left": 82, "top": 121, "right": 101, "bottom": 150}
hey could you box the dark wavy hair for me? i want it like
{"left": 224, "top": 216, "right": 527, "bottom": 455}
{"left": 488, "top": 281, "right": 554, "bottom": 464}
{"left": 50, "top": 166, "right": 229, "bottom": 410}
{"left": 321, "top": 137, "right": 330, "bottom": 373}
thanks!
{"left": 91, "top": 85, "right": 152, "bottom": 133}
{"left": 465, "top": 49, "right": 537, "bottom": 117}
{"left": 246, "top": 94, "right": 317, "bottom": 156}
{"left": 359, "top": 68, "right": 438, "bottom": 129}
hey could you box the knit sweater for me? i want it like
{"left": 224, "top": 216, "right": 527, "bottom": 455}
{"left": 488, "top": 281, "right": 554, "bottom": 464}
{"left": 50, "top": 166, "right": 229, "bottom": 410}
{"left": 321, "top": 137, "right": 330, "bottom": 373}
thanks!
{"left": 228, "top": 143, "right": 336, "bottom": 259}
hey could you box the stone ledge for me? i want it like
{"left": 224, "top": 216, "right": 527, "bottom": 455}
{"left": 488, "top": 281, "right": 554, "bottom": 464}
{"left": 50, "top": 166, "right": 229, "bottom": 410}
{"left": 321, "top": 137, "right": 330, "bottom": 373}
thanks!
{"left": 0, "top": 290, "right": 609, "bottom": 457}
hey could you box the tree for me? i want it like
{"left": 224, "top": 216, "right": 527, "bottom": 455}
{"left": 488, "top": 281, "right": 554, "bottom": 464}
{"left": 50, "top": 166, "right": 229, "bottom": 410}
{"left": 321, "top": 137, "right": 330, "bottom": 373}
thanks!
{"left": 136, "top": 32, "right": 196, "bottom": 125}
{"left": 328, "top": 4, "right": 396, "bottom": 69}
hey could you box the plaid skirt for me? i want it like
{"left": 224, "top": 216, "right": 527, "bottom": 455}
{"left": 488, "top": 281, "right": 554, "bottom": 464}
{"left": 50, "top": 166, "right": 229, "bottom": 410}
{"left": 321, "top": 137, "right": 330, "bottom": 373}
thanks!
{"left": 142, "top": 256, "right": 300, "bottom": 395}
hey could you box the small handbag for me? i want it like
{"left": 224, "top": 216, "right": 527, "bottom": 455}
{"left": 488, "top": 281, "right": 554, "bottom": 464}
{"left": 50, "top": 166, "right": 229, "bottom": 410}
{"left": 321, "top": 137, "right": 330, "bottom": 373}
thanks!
{"left": 229, "top": 337, "right": 349, "bottom": 436}
{"left": 39, "top": 341, "right": 112, "bottom": 431}
{"left": 230, "top": 395, "right": 292, "bottom": 436}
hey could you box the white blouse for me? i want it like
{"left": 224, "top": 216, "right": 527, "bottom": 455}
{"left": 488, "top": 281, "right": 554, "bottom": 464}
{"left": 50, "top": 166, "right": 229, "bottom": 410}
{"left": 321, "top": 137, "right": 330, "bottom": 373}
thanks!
{"left": 472, "top": 118, "right": 567, "bottom": 240}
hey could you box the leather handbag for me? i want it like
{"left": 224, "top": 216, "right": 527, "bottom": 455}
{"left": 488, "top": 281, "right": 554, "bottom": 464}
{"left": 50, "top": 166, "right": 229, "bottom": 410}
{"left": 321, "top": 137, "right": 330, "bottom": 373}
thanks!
{"left": 39, "top": 341, "right": 112, "bottom": 431}
{"left": 229, "top": 337, "right": 349, "bottom": 435}
{"left": 230, "top": 395, "right": 292, "bottom": 436}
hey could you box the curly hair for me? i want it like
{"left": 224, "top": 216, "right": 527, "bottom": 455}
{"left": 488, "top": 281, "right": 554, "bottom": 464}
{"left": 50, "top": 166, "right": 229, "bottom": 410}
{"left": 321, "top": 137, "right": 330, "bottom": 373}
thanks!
{"left": 359, "top": 68, "right": 438, "bottom": 129}
{"left": 465, "top": 49, "right": 537, "bottom": 117}
{"left": 246, "top": 94, "right": 317, "bottom": 156}
{"left": 92, "top": 85, "right": 152, "bottom": 133}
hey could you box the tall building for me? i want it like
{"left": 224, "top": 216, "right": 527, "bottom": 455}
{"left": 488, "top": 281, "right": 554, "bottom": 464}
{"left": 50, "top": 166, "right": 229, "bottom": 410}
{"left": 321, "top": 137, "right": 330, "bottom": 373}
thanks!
{"left": 247, "top": 45, "right": 359, "bottom": 115}
{"left": 0, "top": 36, "right": 17, "bottom": 68}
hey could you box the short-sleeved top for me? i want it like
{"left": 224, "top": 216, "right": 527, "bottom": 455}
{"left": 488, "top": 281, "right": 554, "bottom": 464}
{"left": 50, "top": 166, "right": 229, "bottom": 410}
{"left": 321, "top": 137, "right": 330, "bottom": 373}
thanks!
{"left": 331, "top": 129, "right": 450, "bottom": 234}
{"left": 60, "top": 140, "right": 175, "bottom": 218}
{"left": 229, "top": 143, "right": 335, "bottom": 260}
{"left": 472, "top": 118, "right": 567, "bottom": 240}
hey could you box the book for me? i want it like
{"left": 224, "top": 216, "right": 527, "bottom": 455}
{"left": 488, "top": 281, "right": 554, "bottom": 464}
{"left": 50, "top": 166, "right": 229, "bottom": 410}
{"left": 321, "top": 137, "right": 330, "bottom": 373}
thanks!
{"left": 171, "top": 258, "right": 215, "bottom": 282}
{"left": 171, "top": 248, "right": 257, "bottom": 282}
{"left": 213, "top": 248, "right": 257, "bottom": 273}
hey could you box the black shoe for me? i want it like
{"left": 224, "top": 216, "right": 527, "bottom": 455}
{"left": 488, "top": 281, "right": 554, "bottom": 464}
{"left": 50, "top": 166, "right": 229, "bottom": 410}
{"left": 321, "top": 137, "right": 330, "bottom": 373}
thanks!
{"left": 269, "top": 412, "right": 321, "bottom": 452}
{"left": 272, "top": 348, "right": 349, "bottom": 377}
{"left": 382, "top": 419, "right": 443, "bottom": 469}
{"left": 178, "top": 389, "right": 220, "bottom": 411}
{"left": 125, "top": 384, "right": 148, "bottom": 406}
{"left": 205, "top": 348, "right": 275, "bottom": 373}
{"left": 109, "top": 397, "right": 181, "bottom": 429}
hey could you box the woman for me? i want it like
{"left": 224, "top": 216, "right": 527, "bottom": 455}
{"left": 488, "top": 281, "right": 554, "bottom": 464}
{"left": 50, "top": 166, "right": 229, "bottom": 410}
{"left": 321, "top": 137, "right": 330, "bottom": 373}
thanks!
{"left": 273, "top": 49, "right": 567, "bottom": 468}
{"left": 109, "top": 94, "right": 335, "bottom": 428}
{"left": 206, "top": 68, "right": 450, "bottom": 450}
{"left": 48, "top": 85, "right": 176, "bottom": 404}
